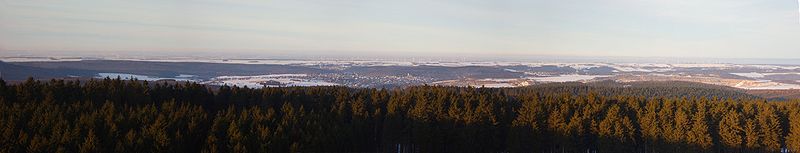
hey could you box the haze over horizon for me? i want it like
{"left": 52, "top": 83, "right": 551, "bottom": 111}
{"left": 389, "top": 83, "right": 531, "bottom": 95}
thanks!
{"left": 2, "top": 0, "right": 800, "bottom": 59}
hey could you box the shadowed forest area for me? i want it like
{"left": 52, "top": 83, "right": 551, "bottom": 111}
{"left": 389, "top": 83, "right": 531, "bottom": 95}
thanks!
{"left": 2, "top": 78, "right": 800, "bottom": 153}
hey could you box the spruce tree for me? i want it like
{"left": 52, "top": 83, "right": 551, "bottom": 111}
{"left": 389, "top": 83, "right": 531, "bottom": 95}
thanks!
{"left": 786, "top": 109, "right": 800, "bottom": 152}
{"left": 757, "top": 104, "right": 782, "bottom": 152}
{"left": 743, "top": 119, "right": 760, "bottom": 151}
{"left": 719, "top": 110, "right": 744, "bottom": 152}
{"left": 688, "top": 106, "right": 713, "bottom": 152}
{"left": 80, "top": 129, "right": 99, "bottom": 153}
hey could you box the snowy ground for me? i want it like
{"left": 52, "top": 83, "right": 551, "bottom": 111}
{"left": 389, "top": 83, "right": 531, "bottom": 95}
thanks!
{"left": 96, "top": 73, "right": 199, "bottom": 82}
{"left": 480, "top": 83, "right": 515, "bottom": 88}
{"left": 737, "top": 82, "right": 800, "bottom": 90}
{"left": 731, "top": 72, "right": 800, "bottom": 79}
{"left": 728, "top": 72, "right": 800, "bottom": 89}
{"left": 8, "top": 56, "right": 800, "bottom": 90}
{"left": 202, "top": 74, "right": 338, "bottom": 88}
{"left": 731, "top": 72, "right": 766, "bottom": 78}
{"left": 175, "top": 74, "right": 197, "bottom": 78}
{"left": 529, "top": 74, "right": 611, "bottom": 82}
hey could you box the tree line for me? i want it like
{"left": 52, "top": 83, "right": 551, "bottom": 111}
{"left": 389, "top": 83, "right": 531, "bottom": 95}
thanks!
{"left": 2, "top": 78, "right": 800, "bottom": 152}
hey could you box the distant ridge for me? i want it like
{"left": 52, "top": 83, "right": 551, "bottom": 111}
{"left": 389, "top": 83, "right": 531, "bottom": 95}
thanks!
{"left": 0, "top": 61, "right": 94, "bottom": 80}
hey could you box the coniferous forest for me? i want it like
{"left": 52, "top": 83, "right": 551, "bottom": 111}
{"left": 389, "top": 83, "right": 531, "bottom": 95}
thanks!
{"left": 4, "top": 78, "right": 800, "bottom": 153}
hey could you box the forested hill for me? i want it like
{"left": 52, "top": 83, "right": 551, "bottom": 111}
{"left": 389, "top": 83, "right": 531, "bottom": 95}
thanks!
{"left": 512, "top": 81, "right": 760, "bottom": 100}
{"left": 3, "top": 78, "right": 800, "bottom": 152}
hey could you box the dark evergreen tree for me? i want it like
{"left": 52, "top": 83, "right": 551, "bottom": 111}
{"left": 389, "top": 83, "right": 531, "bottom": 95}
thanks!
{"left": 0, "top": 78, "right": 796, "bottom": 153}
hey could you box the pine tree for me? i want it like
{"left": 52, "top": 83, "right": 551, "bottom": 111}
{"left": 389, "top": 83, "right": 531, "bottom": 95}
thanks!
{"left": 671, "top": 108, "right": 691, "bottom": 151}
{"left": 719, "top": 110, "right": 744, "bottom": 152}
{"left": 757, "top": 104, "right": 782, "bottom": 152}
{"left": 786, "top": 109, "right": 800, "bottom": 152}
{"left": 508, "top": 98, "right": 543, "bottom": 151}
{"left": 688, "top": 106, "right": 713, "bottom": 152}
{"left": 639, "top": 100, "right": 661, "bottom": 152}
{"left": 79, "top": 129, "right": 99, "bottom": 153}
{"left": 4, "top": 78, "right": 800, "bottom": 152}
{"left": 228, "top": 121, "right": 247, "bottom": 153}
{"left": 657, "top": 99, "right": 676, "bottom": 151}
{"left": 546, "top": 104, "right": 569, "bottom": 152}
{"left": 598, "top": 105, "right": 634, "bottom": 152}
{"left": 743, "top": 119, "right": 760, "bottom": 151}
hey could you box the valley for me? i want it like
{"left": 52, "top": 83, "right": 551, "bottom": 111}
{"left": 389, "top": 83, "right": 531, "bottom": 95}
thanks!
{"left": 3, "top": 57, "right": 800, "bottom": 90}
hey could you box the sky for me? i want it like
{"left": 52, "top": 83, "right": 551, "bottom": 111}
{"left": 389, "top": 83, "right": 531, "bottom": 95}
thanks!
{"left": 1, "top": 0, "right": 799, "bottom": 59}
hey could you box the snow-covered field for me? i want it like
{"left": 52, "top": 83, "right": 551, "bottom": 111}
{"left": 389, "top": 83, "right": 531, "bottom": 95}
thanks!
{"left": 95, "top": 73, "right": 337, "bottom": 88}
{"left": 202, "top": 74, "right": 338, "bottom": 88}
{"left": 432, "top": 78, "right": 531, "bottom": 88}
{"left": 480, "top": 83, "right": 515, "bottom": 88}
{"left": 529, "top": 74, "right": 611, "bottom": 82}
{"left": 8, "top": 56, "right": 800, "bottom": 90}
{"left": 731, "top": 72, "right": 766, "bottom": 78}
{"left": 96, "top": 73, "right": 199, "bottom": 82}
{"left": 175, "top": 74, "right": 197, "bottom": 78}
{"left": 736, "top": 82, "right": 800, "bottom": 90}
{"left": 607, "top": 65, "right": 674, "bottom": 72}
{"left": 214, "top": 74, "right": 308, "bottom": 79}
{"left": 5, "top": 56, "right": 800, "bottom": 71}
{"left": 731, "top": 72, "right": 800, "bottom": 78}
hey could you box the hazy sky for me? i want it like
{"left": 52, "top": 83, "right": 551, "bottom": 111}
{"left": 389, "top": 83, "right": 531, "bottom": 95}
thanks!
{"left": 1, "top": 0, "right": 799, "bottom": 58}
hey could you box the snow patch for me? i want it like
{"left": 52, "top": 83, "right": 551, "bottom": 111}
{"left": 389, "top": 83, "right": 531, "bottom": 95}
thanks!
{"left": 529, "top": 74, "right": 610, "bottom": 82}
{"left": 503, "top": 69, "right": 520, "bottom": 73}
{"left": 480, "top": 83, "right": 515, "bottom": 88}
{"left": 741, "top": 83, "right": 800, "bottom": 90}
{"left": 731, "top": 72, "right": 800, "bottom": 79}
{"left": 175, "top": 74, "right": 197, "bottom": 78}
{"left": 731, "top": 72, "right": 765, "bottom": 78}
{"left": 203, "top": 74, "right": 338, "bottom": 88}
{"left": 96, "top": 73, "right": 198, "bottom": 82}
{"left": 569, "top": 65, "right": 601, "bottom": 70}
